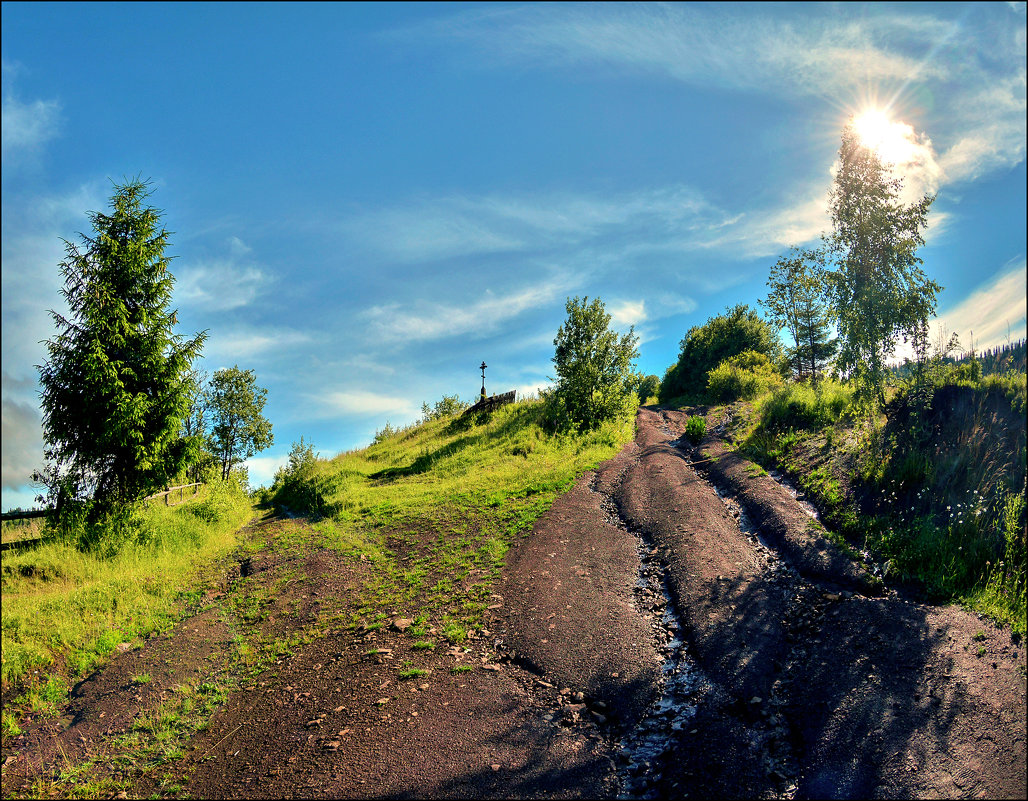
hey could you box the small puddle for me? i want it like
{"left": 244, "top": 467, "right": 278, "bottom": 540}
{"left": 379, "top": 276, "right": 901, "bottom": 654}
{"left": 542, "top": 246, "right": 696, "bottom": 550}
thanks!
{"left": 616, "top": 537, "right": 704, "bottom": 799}
{"left": 767, "top": 469, "right": 820, "bottom": 521}
{"left": 590, "top": 468, "right": 706, "bottom": 799}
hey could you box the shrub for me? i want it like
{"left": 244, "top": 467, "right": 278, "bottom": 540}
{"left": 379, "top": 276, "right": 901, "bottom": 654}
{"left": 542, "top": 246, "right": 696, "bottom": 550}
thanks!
{"left": 757, "top": 380, "right": 854, "bottom": 431}
{"left": 706, "top": 350, "right": 784, "bottom": 402}
{"left": 272, "top": 437, "right": 327, "bottom": 516}
{"left": 660, "top": 304, "right": 782, "bottom": 402}
{"left": 637, "top": 374, "right": 661, "bottom": 404}
{"left": 684, "top": 416, "right": 706, "bottom": 445}
{"left": 421, "top": 395, "right": 470, "bottom": 422}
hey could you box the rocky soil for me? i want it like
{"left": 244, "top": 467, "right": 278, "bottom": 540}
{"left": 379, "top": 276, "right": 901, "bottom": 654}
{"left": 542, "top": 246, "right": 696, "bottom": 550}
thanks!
{"left": 2, "top": 407, "right": 1025, "bottom": 799}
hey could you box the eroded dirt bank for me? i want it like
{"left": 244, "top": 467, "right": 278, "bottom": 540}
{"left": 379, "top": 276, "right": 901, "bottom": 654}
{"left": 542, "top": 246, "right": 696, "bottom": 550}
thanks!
{"left": 2, "top": 408, "right": 1024, "bottom": 799}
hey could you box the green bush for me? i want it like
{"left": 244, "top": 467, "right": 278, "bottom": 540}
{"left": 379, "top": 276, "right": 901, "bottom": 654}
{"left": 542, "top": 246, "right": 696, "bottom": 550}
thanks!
{"left": 685, "top": 416, "right": 706, "bottom": 445}
{"left": 660, "top": 304, "right": 782, "bottom": 402}
{"left": 189, "top": 470, "right": 250, "bottom": 524}
{"left": 421, "top": 395, "right": 470, "bottom": 422}
{"left": 757, "top": 380, "right": 854, "bottom": 431}
{"left": 706, "top": 350, "right": 784, "bottom": 402}
{"left": 272, "top": 437, "right": 327, "bottom": 516}
{"left": 637, "top": 374, "right": 661, "bottom": 404}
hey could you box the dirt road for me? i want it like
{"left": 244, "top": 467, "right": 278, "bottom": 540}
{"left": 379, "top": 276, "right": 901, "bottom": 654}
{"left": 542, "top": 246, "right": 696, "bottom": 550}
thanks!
{"left": 3, "top": 407, "right": 1025, "bottom": 798}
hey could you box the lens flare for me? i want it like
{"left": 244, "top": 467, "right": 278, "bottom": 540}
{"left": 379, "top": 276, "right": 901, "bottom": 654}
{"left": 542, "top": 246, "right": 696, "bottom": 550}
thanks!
{"left": 852, "top": 108, "right": 918, "bottom": 165}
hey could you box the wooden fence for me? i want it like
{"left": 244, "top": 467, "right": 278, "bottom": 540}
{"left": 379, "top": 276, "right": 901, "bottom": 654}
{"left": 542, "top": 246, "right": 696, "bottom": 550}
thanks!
{"left": 1, "top": 483, "right": 204, "bottom": 552}
{"left": 463, "top": 389, "right": 517, "bottom": 415}
{"left": 145, "top": 482, "right": 203, "bottom": 506}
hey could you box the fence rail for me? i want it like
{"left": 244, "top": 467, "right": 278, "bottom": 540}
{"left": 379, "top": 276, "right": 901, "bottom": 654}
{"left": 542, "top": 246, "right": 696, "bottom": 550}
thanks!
{"left": 464, "top": 389, "right": 517, "bottom": 415}
{"left": 1, "top": 483, "right": 205, "bottom": 552}
{"left": 0, "top": 509, "right": 49, "bottom": 522}
{"left": 145, "top": 482, "right": 203, "bottom": 506}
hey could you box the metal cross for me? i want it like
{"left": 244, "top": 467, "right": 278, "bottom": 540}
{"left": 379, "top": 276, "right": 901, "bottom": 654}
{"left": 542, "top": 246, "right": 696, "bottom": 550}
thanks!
{"left": 479, "top": 361, "right": 488, "bottom": 399}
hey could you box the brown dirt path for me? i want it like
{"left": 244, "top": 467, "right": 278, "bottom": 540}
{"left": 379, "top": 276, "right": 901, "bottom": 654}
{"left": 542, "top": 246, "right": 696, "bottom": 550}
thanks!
{"left": 635, "top": 406, "right": 1027, "bottom": 799}
{"left": 3, "top": 409, "right": 1024, "bottom": 799}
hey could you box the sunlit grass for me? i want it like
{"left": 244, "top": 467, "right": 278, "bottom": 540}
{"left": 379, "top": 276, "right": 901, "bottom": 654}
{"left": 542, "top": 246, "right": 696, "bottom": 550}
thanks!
{"left": 274, "top": 398, "right": 634, "bottom": 634}
{"left": 1, "top": 481, "right": 253, "bottom": 690}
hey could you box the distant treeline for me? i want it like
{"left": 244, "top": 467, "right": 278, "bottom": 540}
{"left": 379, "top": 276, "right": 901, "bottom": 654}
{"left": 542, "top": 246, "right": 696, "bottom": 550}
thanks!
{"left": 893, "top": 338, "right": 1026, "bottom": 380}
{"left": 967, "top": 338, "right": 1027, "bottom": 374}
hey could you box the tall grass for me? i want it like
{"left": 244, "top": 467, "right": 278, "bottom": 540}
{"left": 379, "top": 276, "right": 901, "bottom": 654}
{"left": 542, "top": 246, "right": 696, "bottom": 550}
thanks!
{"left": 741, "top": 375, "right": 1026, "bottom": 631}
{"left": 1, "top": 477, "right": 253, "bottom": 691}
{"left": 756, "top": 380, "right": 854, "bottom": 431}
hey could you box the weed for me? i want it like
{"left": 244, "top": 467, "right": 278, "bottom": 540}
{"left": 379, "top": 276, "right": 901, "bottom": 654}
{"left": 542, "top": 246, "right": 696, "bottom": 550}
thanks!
{"left": 684, "top": 416, "right": 707, "bottom": 445}
{"left": 2, "top": 709, "right": 22, "bottom": 738}
{"left": 450, "top": 665, "right": 474, "bottom": 674}
{"left": 411, "top": 640, "right": 435, "bottom": 650}
{"left": 132, "top": 673, "right": 152, "bottom": 685}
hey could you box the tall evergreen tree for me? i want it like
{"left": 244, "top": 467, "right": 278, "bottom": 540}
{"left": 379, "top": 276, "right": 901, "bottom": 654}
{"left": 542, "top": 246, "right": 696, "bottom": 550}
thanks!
{"left": 36, "top": 179, "right": 206, "bottom": 515}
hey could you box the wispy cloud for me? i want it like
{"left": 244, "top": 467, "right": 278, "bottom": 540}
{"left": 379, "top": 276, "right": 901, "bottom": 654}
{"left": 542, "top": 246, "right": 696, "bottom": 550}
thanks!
{"left": 1, "top": 61, "right": 61, "bottom": 162}
{"left": 176, "top": 236, "right": 272, "bottom": 312}
{"left": 407, "top": 4, "right": 1025, "bottom": 188}
{"left": 202, "top": 325, "right": 314, "bottom": 365}
{"left": 344, "top": 186, "right": 715, "bottom": 264}
{"left": 361, "top": 277, "right": 575, "bottom": 343}
{"left": 310, "top": 390, "right": 421, "bottom": 421}
{"left": 934, "top": 259, "right": 1027, "bottom": 352}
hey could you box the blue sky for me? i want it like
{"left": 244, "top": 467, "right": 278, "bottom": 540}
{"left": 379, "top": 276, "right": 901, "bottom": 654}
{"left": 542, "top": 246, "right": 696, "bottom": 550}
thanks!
{"left": 3, "top": 2, "right": 1026, "bottom": 509}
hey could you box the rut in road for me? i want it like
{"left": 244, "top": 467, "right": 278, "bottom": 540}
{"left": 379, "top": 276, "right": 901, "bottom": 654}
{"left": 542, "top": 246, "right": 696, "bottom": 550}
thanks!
{"left": 605, "top": 406, "right": 1026, "bottom": 800}
{"left": 587, "top": 411, "right": 802, "bottom": 799}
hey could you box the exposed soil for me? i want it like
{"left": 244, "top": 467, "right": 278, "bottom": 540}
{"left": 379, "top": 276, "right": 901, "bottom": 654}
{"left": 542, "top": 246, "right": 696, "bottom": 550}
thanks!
{"left": 2, "top": 407, "right": 1025, "bottom": 799}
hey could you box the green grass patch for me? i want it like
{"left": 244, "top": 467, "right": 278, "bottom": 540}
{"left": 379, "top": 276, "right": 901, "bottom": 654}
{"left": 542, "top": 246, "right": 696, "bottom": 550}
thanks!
{"left": 274, "top": 398, "right": 633, "bottom": 639}
{"left": 1, "top": 478, "right": 253, "bottom": 694}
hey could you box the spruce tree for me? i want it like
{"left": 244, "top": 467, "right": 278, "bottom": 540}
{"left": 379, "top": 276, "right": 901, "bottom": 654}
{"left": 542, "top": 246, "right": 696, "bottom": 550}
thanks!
{"left": 36, "top": 179, "right": 206, "bottom": 516}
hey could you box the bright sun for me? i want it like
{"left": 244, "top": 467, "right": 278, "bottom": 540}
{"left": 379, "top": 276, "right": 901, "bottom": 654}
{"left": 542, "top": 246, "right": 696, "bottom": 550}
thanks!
{"left": 853, "top": 108, "right": 916, "bottom": 165}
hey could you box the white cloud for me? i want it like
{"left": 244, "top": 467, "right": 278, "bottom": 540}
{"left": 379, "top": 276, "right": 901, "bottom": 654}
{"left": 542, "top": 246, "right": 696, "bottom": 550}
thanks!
{"left": 934, "top": 260, "right": 1027, "bottom": 352}
{"left": 175, "top": 236, "right": 271, "bottom": 312}
{"left": 243, "top": 453, "right": 288, "bottom": 489}
{"left": 1, "top": 383, "right": 43, "bottom": 491}
{"left": 362, "top": 277, "right": 574, "bottom": 343}
{"left": 311, "top": 390, "right": 420, "bottom": 421}
{"left": 608, "top": 299, "right": 647, "bottom": 328}
{"left": 202, "top": 325, "right": 313, "bottom": 363}
{"left": 1, "top": 61, "right": 60, "bottom": 162}
{"left": 892, "top": 259, "right": 1028, "bottom": 363}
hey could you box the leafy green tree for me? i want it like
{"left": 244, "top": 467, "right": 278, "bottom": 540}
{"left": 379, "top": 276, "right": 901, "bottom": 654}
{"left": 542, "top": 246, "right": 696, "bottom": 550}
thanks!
{"left": 421, "top": 394, "right": 470, "bottom": 422}
{"left": 637, "top": 374, "right": 661, "bottom": 403}
{"left": 825, "top": 122, "right": 939, "bottom": 410}
{"left": 35, "top": 179, "right": 206, "bottom": 516}
{"left": 206, "top": 366, "right": 274, "bottom": 480}
{"left": 660, "top": 304, "right": 782, "bottom": 401}
{"left": 550, "top": 296, "right": 640, "bottom": 431}
{"left": 760, "top": 249, "right": 837, "bottom": 382}
{"left": 180, "top": 367, "right": 216, "bottom": 483}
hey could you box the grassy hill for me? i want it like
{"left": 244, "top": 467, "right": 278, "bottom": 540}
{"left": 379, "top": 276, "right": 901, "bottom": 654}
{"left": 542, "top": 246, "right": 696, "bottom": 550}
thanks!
{"left": 1, "top": 397, "right": 634, "bottom": 740}
{"left": 266, "top": 398, "right": 635, "bottom": 641}
{"left": 706, "top": 373, "right": 1026, "bottom": 633}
